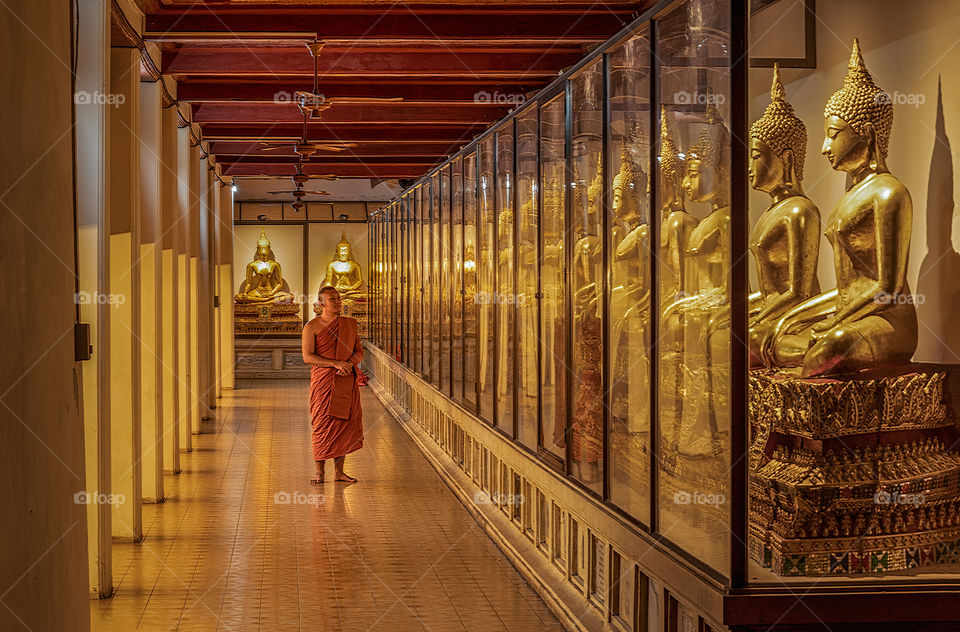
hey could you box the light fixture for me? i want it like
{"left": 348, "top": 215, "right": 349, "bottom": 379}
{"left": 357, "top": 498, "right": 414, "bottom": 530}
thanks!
{"left": 231, "top": 185, "right": 238, "bottom": 193}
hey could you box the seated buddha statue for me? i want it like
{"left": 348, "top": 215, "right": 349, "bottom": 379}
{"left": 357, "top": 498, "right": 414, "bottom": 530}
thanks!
{"left": 768, "top": 39, "right": 918, "bottom": 376}
{"left": 235, "top": 228, "right": 294, "bottom": 304}
{"left": 322, "top": 232, "right": 365, "bottom": 301}
{"left": 609, "top": 143, "right": 650, "bottom": 342}
{"left": 658, "top": 106, "right": 699, "bottom": 313}
{"left": 714, "top": 63, "right": 822, "bottom": 366}
{"left": 662, "top": 99, "right": 732, "bottom": 324}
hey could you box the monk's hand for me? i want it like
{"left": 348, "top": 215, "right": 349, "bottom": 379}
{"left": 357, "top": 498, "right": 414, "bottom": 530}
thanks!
{"left": 332, "top": 360, "right": 352, "bottom": 375}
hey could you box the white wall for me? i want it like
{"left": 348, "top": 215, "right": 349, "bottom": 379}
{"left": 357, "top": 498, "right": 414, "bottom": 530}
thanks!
{"left": 749, "top": 0, "right": 960, "bottom": 362}
{"left": 233, "top": 225, "right": 306, "bottom": 318}
{"left": 308, "top": 223, "right": 370, "bottom": 305}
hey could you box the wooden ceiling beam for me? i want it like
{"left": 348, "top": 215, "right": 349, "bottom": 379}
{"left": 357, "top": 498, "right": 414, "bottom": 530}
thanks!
{"left": 192, "top": 103, "right": 506, "bottom": 125}
{"left": 162, "top": 47, "right": 585, "bottom": 78}
{"left": 146, "top": 8, "right": 635, "bottom": 40}
{"left": 177, "top": 81, "right": 535, "bottom": 104}
{"left": 223, "top": 163, "right": 431, "bottom": 178}
{"left": 199, "top": 123, "right": 484, "bottom": 143}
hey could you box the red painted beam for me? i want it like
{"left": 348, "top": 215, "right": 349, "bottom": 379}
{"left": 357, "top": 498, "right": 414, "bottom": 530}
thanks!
{"left": 163, "top": 47, "right": 585, "bottom": 78}
{"left": 220, "top": 155, "right": 440, "bottom": 165}
{"left": 191, "top": 103, "right": 507, "bottom": 125}
{"left": 223, "top": 163, "right": 430, "bottom": 178}
{"left": 146, "top": 9, "right": 633, "bottom": 40}
{"left": 210, "top": 141, "right": 461, "bottom": 156}
{"left": 199, "top": 123, "right": 484, "bottom": 143}
{"left": 178, "top": 81, "right": 536, "bottom": 104}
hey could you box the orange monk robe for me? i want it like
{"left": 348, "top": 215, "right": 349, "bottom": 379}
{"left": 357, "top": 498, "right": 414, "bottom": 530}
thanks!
{"left": 309, "top": 316, "right": 364, "bottom": 461}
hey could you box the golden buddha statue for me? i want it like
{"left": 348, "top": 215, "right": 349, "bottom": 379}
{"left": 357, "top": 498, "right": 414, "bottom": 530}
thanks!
{"left": 610, "top": 142, "right": 651, "bottom": 340}
{"left": 659, "top": 106, "right": 699, "bottom": 310}
{"left": 739, "top": 64, "right": 821, "bottom": 365}
{"left": 322, "top": 232, "right": 365, "bottom": 300}
{"left": 768, "top": 39, "right": 918, "bottom": 376}
{"left": 235, "top": 228, "right": 295, "bottom": 304}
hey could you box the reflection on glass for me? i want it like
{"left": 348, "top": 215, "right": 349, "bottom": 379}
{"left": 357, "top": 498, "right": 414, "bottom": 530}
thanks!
{"left": 451, "top": 158, "right": 464, "bottom": 402}
{"left": 495, "top": 127, "right": 515, "bottom": 434}
{"left": 440, "top": 167, "right": 452, "bottom": 395}
{"left": 608, "top": 28, "right": 651, "bottom": 522}
{"left": 516, "top": 110, "right": 539, "bottom": 449}
{"left": 430, "top": 176, "right": 442, "bottom": 389}
{"left": 539, "top": 93, "right": 566, "bottom": 463}
{"left": 478, "top": 140, "right": 495, "bottom": 422}
{"left": 463, "top": 152, "right": 479, "bottom": 408}
{"left": 656, "top": 0, "right": 731, "bottom": 577}
{"left": 412, "top": 189, "right": 421, "bottom": 373}
{"left": 570, "top": 61, "right": 604, "bottom": 492}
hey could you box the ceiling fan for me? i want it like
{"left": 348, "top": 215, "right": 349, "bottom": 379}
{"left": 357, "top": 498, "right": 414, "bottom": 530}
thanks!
{"left": 257, "top": 39, "right": 402, "bottom": 158}
{"left": 266, "top": 160, "right": 332, "bottom": 213}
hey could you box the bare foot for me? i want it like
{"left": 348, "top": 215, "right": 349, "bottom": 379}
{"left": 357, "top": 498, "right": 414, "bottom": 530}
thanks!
{"left": 310, "top": 475, "right": 324, "bottom": 485}
{"left": 334, "top": 473, "right": 358, "bottom": 483}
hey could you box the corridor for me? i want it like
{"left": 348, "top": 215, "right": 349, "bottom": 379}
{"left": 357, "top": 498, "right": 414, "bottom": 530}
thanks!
{"left": 90, "top": 380, "right": 562, "bottom": 632}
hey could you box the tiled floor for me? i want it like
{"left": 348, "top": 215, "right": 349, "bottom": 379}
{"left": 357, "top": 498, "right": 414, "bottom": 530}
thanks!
{"left": 91, "top": 379, "right": 563, "bottom": 631}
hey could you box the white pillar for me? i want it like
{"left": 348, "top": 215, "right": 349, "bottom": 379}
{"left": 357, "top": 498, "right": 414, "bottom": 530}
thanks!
{"left": 139, "top": 79, "right": 164, "bottom": 502}
{"left": 177, "top": 125, "right": 192, "bottom": 451}
{"left": 76, "top": 0, "right": 113, "bottom": 599}
{"left": 1, "top": 0, "right": 90, "bottom": 626}
{"left": 161, "top": 104, "right": 180, "bottom": 473}
{"left": 109, "top": 46, "right": 142, "bottom": 542}
{"left": 188, "top": 139, "right": 202, "bottom": 434}
{"left": 218, "top": 181, "right": 236, "bottom": 390}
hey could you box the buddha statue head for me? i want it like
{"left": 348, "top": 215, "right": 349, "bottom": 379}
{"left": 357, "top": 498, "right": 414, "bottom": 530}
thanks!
{"left": 683, "top": 97, "right": 731, "bottom": 208}
{"left": 750, "top": 62, "right": 807, "bottom": 196}
{"left": 822, "top": 38, "right": 893, "bottom": 174}
{"left": 334, "top": 232, "right": 354, "bottom": 263}
{"left": 613, "top": 144, "right": 645, "bottom": 222}
{"left": 255, "top": 227, "right": 275, "bottom": 262}
{"left": 658, "top": 106, "right": 686, "bottom": 213}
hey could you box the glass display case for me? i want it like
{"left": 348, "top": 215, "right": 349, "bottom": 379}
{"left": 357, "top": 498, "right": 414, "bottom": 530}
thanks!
{"left": 369, "top": 0, "right": 960, "bottom": 626}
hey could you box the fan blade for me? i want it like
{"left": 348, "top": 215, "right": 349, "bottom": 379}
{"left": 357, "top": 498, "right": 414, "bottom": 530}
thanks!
{"left": 328, "top": 96, "right": 404, "bottom": 103}
{"left": 259, "top": 145, "right": 294, "bottom": 153}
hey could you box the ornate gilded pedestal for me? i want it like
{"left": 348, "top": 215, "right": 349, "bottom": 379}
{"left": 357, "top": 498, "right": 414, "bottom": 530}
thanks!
{"left": 341, "top": 298, "right": 367, "bottom": 338}
{"left": 234, "top": 301, "right": 303, "bottom": 337}
{"left": 749, "top": 369, "right": 960, "bottom": 575}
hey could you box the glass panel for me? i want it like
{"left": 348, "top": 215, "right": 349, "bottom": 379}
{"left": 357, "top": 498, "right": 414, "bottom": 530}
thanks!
{"left": 413, "top": 188, "right": 422, "bottom": 374}
{"left": 608, "top": 26, "right": 652, "bottom": 524}
{"left": 451, "top": 158, "right": 464, "bottom": 402}
{"left": 430, "top": 174, "right": 442, "bottom": 389}
{"left": 495, "top": 125, "right": 515, "bottom": 435}
{"left": 656, "top": 0, "right": 731, "bottom": 577}
{"left": 401, "top": 196, "right": 409, "bottom": 366}
{"left": 463, "top": 151, "right": 478, "bottom": 409}
{"left": 421, "top": 183, "right": 432, "bottom": 383}
{"left": 570, "top": 61, "right": 604, "bottom": 492}
{"left": 478, "top": 139, "right": 496, "bottom": 424}
{"left": 516, "top": 108, "right": 539, "bottom": 450}
{"left": 440, "top": 166, "right": 452, "bottom": 396}
{"left": 539, "top": 92, "right": 567, "bottom": 463}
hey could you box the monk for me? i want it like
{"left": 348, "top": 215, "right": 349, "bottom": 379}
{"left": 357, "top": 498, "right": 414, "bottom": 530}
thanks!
{"left": 301, "top": 285, "right": 364, "bottom": 483}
